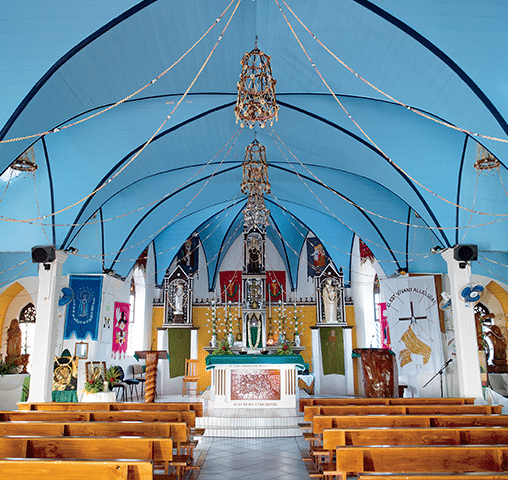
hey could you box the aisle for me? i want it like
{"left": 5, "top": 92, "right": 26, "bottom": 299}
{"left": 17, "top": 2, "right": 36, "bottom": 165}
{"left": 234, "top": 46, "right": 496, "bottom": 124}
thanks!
{"left": 194, "top": 436, "right": 310, "bottom": 480}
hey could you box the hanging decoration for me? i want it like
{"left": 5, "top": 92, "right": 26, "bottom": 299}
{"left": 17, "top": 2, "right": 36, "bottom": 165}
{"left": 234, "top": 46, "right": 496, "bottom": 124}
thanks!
{"left": 475, "top": 144, "right": 501, "bottom": 174}
{"left": 241, "top": 139, "right": 271, "bottom": 230}
{"left": 112, "top": 302, "right": 130, "bottom": 359}
{"left": 64, "top": 275, "right": 103, "bottom": 341}
{"left": 10, "top": 146, "right": 37, "bottom": 172}
{"left": 266, "top": 271, "right": 285, "bottom": 302}
{"left": 234, "top": 45, "right": 278, "bottom": 129}
{"left": 220, "top": 271, "right": 242, "bottom": 303}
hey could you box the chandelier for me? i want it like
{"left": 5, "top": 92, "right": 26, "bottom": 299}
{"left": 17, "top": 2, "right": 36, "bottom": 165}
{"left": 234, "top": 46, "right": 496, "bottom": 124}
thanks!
{"left": 234, "top": 46, "right": 278, "bottom": 129}
{"left": 475, "top": 144, "right": 500, "bottom": 174}
{"left": 241, "top": 139, "right": 271, "bottom": 195}
{"left": 241, "top": 140, "right": 270, "bottom": 230}
{"left": 11, "top": 147, "right": 37, "bottom": 172}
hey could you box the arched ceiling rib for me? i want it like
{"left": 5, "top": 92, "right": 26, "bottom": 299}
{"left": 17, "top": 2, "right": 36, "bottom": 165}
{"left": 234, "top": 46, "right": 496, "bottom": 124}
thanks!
{"left": 0, "top": 0, "right": 507, "bottom": 288}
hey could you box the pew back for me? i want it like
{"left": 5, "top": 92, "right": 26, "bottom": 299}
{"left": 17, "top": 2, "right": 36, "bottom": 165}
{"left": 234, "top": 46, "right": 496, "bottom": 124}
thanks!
{"left": 328, "top": 445, "right": 508, "bottom": 478}
{"left": 305, "top": 404, "right": 502, "bottom": 421}
{"left": 322, "top": 426, "right": 508, "bottom": 449}
{"left": 299, "top": 397, "right": 474, "bottom": 412}
{"left": 312, "top": 414, "right": 508, "bottom": 434}
{"left": 0, "top": 459, "right": 153, "bottom": 480}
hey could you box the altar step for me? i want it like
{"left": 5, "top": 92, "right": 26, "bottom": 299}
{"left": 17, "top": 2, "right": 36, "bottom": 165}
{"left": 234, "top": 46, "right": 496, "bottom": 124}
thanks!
{"left": 196, "top": 410, "right": 303, "bottom": 438}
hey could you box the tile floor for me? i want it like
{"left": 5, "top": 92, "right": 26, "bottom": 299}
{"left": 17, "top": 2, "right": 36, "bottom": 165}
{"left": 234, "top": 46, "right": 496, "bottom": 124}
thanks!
{"left": 194, "top": 436, "right": 310, "bottom": 480}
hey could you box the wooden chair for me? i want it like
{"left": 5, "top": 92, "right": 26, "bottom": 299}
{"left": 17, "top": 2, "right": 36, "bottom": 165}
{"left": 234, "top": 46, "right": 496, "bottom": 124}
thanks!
{"left": 182, "top": 359, "right": 199, "bottom": 396}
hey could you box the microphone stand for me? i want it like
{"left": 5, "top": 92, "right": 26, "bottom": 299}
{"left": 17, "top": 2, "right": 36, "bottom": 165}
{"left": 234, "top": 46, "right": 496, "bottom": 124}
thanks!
{"left": 422, "top": 359, "right": 454, "bottom": 397}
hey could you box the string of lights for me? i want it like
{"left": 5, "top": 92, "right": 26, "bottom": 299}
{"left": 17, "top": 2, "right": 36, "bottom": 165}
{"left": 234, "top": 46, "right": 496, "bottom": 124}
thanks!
{"left": 278, "top": 0, "right": 508, "bottom": 146}
{"left": 274, "top": 0, "right": 508, "bottom": 219}
{"left": 0, "top": 0, "right": 238, "bottom": 145}
{"left": 0, "top": 0, "right": 242, "bottom": 225}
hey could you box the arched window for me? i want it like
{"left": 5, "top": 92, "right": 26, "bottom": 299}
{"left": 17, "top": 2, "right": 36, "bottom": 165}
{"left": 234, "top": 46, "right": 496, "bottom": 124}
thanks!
{"left": 18, "top": 302, "right": 36, "bottom": 370}
{"left": 19, "top": 303, "right": 36, "bottom": 324}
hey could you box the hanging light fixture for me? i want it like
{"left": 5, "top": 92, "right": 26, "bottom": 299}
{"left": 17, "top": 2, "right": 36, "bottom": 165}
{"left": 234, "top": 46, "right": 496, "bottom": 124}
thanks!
{"left": 474, "top": 144, "right": 500, "bottom": 174}
{"left": 234, "top": 45, "right": 278, "bottom": 129}
{"left": 241, "top": 139, "right": 271, "bottom": 230}
{"left": 10, "top": 146, "right": 37, "bottom": 172}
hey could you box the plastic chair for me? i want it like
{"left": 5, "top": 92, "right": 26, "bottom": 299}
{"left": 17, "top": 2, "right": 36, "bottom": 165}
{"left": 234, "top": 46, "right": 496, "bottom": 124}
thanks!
{"left": 109, "top": 365, "right": 128, "bottom": 402}
{"left": 182, "top": 359, "right": 199, "bottom": 396}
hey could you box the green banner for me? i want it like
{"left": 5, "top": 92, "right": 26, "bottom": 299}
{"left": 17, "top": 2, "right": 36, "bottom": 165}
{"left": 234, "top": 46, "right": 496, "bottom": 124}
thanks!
{"left": 168, "top": 328, "right": 191, "bottom": 378}
{"left": 320, "top": 327, "right": 345, "bottom": 375}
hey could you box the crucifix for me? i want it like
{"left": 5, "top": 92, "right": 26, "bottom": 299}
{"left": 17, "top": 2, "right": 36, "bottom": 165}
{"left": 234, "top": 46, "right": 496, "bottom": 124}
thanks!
{"left": 399, "top": 301, "right": 427, "bottom": 325}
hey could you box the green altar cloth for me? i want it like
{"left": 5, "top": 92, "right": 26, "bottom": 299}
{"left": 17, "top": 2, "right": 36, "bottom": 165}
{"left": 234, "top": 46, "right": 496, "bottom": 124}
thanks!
{"left": 205, "top": 354, "right": 307, "bottom": 371}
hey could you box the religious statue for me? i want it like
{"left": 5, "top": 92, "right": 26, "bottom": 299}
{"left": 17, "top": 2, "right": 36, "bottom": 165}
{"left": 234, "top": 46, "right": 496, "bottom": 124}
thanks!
{"left": 6, "top": 319, "right": 21, "bottom": 364}
{"left": 486, "top": 324, "right": 508, "bottom": 374}
{"left": 322, "top": 278, "right": 338, "bottom": 323}
{"left": 247, "top": 236, "right": 261, "bottom": 274}
{"left": 174, "top": 282, "right": 185, "bottom": 314}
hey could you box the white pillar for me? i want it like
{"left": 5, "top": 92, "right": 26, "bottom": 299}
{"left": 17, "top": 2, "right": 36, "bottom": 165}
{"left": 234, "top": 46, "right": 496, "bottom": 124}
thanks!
{"left": 441, "top": 249, "right": 483, "bottom": 401}
{"left": 343, "top": 327, "right": 354, "bottom": 395}
{"left": 311, "top": 327, "right": 321, "bottom": 395}
{"left": 28, "top": 250, "right": 67, "bottom": 402}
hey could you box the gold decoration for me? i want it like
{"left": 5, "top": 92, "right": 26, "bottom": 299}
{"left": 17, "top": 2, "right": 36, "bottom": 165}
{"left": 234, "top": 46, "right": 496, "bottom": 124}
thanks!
{"left": 400, "top": 325, "right": 432, "bottom": 365}
{"left": 234, "top": 46, "right": 278, "bottom": 129}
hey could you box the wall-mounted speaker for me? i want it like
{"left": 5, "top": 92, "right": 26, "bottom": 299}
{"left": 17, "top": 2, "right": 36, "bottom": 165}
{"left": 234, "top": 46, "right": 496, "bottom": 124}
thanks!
{"left": 31, "top": 245, "right": 56, "bottom": 263}
{"left": 453, "top": 244, "right": 478, "bottom": 262}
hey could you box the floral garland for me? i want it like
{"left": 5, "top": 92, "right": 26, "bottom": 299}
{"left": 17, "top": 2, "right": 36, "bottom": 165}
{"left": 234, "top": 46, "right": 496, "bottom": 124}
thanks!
{"left": 247, "top": 319, "right": 261, "bottom": 349}
{"left": 206, "top": 300, "right": 222, "bottom": 340}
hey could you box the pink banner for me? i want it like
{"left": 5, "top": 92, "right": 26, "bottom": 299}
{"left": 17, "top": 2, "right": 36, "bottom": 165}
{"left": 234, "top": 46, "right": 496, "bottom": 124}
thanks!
{"left": 113, "top": 302, "right": 130, "bottom": 358}
{"left": 379, "top": 302, "right": 390, "bottom": 348}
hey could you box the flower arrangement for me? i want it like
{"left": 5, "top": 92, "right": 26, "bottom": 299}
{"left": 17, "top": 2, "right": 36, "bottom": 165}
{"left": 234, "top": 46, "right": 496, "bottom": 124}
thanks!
{"left": 83, "top": 366, "right": 105, "bottom": 393}
{"left": 276, "top": 339, "right": 294, "bottom": 355}
{"left": 104, "top": 365, "right": 121, "bottom": 389}
{"left": 212, "top": 340, "right": 234, "bottom": 355}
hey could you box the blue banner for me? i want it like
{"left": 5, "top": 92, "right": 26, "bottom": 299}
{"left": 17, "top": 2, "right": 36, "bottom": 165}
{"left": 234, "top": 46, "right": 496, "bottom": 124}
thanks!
{"left": 64, "top": 275, "right": 103, "bottom": 340}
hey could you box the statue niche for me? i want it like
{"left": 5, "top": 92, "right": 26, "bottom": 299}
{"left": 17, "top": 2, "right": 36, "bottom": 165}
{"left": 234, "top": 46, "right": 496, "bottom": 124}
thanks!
{"left": 486, "top": 324, "right": 508, "bottom": 374}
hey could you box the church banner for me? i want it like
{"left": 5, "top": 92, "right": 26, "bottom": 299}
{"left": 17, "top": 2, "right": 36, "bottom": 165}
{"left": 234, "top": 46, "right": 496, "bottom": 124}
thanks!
{"left": 112, "top": 302, "right": 130, "bottom": 359}
{"left": 64, "top": 275, "right": 103, "bottom": 340}
{"left": 307, "top": 237, "right": 328, "bottom": 277}
{"left": 266, "top": 271, "right": 286, "bottom": 303}
{"left": 320, "top": 327, "right": 345, "bottom": 375}
{"left": 380, "top": 276, "right": 443, "bottom": 376}
{"left": 220, "top": 271, "right": 241, "bottom": 303}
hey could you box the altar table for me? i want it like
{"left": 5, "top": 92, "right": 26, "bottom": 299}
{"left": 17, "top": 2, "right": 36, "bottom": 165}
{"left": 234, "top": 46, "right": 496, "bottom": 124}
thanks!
{"left": 206, "top": 354, "right": 307, "bottom": 409}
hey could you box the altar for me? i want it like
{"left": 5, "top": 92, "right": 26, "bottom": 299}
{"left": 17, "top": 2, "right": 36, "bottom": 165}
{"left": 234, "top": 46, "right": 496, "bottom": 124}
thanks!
{"left": 205, "top": 354, "right": 307, "bottom": 409}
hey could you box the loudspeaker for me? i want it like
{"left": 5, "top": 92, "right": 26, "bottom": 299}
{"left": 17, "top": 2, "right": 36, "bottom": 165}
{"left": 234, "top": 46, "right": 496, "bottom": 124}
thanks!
{"left": 453, "top": 244, "right": 478, "bottom": 262}
{"left": 31, "top": 245, "right": 56, "bottom": 263}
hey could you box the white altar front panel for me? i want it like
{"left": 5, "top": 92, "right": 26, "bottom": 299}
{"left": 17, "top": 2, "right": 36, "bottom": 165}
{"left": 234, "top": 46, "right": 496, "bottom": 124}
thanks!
{"left": 210, "top": 363, "right": 298, "bottom": 409}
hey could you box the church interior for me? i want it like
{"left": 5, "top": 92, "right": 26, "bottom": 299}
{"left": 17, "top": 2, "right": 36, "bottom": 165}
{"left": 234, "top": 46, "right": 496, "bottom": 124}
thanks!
{"left": 1, "top": 1, "right": 508, "bottom": 478}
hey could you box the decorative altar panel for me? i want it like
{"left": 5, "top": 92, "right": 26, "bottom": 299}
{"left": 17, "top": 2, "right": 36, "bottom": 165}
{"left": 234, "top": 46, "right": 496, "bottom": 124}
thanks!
{"left": 206, "top": 354, "right": 306, "bottom": 409}
{"left": 353, "top": 348, "right": 398, "bottom": 398}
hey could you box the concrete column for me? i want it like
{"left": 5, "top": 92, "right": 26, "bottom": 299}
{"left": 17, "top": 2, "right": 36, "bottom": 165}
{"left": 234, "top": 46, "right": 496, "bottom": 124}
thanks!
{"left": 441, "top": 249, "right": 483, "bottom": 401}
{"left": 28, "top": 250, "right": 67, "bottom": 402}
{"left": 343, "top": 327, "right": 354, "bottom": 395}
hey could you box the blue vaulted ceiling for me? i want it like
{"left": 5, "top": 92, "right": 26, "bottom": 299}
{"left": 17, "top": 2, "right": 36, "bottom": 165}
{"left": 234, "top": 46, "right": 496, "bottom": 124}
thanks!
{"left": 0, "top": 0, "right": 507, "bottom": 288}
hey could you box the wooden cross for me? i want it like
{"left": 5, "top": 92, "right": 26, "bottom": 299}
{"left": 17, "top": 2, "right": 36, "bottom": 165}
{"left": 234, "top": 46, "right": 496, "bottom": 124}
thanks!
{"left": 399, "top": 301, "right": 427, "bottom": 325}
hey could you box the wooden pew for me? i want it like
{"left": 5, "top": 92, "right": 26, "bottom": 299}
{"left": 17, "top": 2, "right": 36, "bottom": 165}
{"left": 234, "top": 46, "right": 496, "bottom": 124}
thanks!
{"left": 299, "top": 397, "right": 474, "bottom": 412}
{"left": 19, "top": 401, "right": 204, "bottom": 417}
{"left": 312, "top": 414, "right": 508, "bottom": 434}
{"left": 0, "top": 436, "right": 186, "bottom": 479}
{"left": 0, "top": 459, "right": 154, "bottom": 480}
{"left": 304, "top": 404, "right": 502, "bottom": 421}
{"left": 322, "top": 445, "right": 508, "bottom": 480}
{"left": 359, "top": 474, "right": 508, "bottom": 480}
{"left": 323, "top": 426, "right": 508, "bottom": 449}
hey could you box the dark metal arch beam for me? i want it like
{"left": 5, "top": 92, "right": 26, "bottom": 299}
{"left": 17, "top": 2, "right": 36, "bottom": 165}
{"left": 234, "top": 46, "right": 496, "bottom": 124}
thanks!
{"left": 353, "top": 0, "right": 508, "bottom": 136}
{"left": 0, "top": 0, "right": 159, "bottom": 142}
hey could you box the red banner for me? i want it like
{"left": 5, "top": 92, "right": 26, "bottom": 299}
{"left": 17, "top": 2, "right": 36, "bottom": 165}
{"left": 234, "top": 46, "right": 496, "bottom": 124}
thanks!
{"left": 220, "top": 271, "right": 242, "bottom": 303}
{"left": 266, "top": 271, "right": 286, "bottom": 303}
